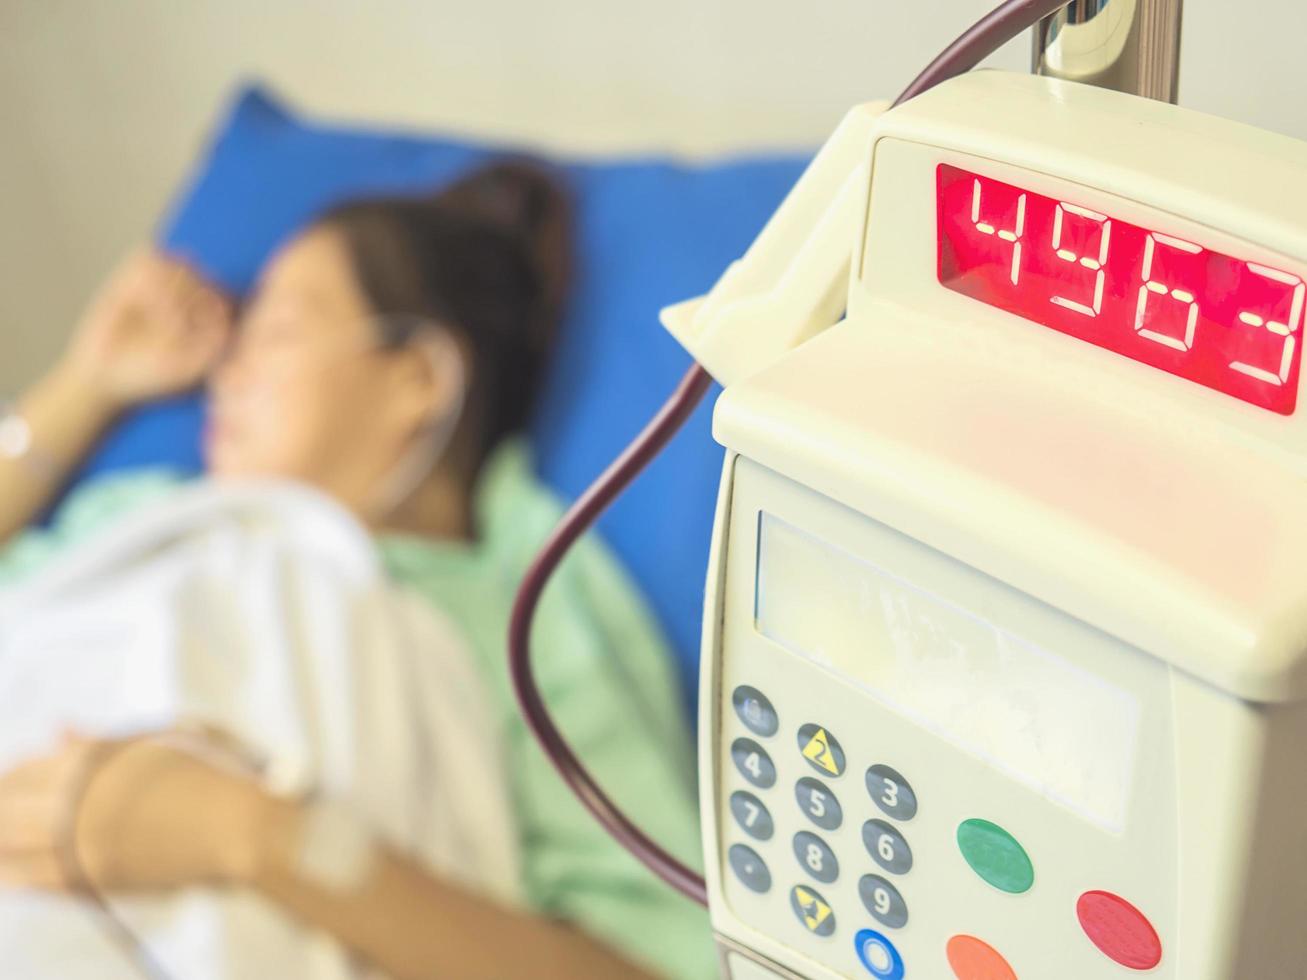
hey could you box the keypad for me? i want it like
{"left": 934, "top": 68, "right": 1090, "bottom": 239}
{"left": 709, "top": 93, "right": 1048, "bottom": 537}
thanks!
{"left": 865, "top": 764, "right": 917, "bottom": 821}
{"left": 732, "top": 685, "right": 779, "bottom": 737}
{"left": 862, "top": 818, "right": 912, "bottom": 875}
{"left": 730, "top": 790, "right": 774, "bottom": 841}
{"left": 729, "top": 843, "right": 772, "bottom": 894}
{"left": 794, "top": 777, "right": 842, "bottom": 831}
{"left": 731, "top": 737, "right": 777, "bottom": 789}
{"left": 859, "top": 873, "right": 909, "bottom": 929}
{"left": 792, "top": 831, "right": 839, "bottom": 884}
{"left": 722, "top": 686, "right": 926, "bottom": 968}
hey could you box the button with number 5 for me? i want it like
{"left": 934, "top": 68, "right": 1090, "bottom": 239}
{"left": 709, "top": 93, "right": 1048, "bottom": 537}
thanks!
{"left": 732, "top": 737, "right": 777, "bottom": 789}
{"left": 795, "top": 777, "right": 843, "bottom": 831}
{"left": 865, "top": 764, "right": 917, "bottom": 821}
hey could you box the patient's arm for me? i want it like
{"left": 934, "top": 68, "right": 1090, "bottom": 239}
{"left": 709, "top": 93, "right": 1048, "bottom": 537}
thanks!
{"left": 251, "top": 797, "right": 663, "bottom": 980}
{"left": 0, "top": 364, "right": 120, "bottom": 544}
{"left": 0, "top": 250, "right": 229, "bottom": 545}
{"left": 0, "top": 735, "right": 661, "bottom": 980}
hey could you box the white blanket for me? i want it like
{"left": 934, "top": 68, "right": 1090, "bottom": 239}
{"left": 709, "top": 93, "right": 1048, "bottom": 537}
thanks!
{"left": 0, "top": 479, "right": 521, "bottom": 979}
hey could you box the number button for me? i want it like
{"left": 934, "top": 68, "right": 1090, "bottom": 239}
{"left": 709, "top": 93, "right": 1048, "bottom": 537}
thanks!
{"left": 728, "top": 843, "right": 772, "bottom": 894}
{"left": 792, "top": 831, "right": 839, "bottom": 884}
{"left": 795, "top": 777, "right": 843, "bottom": 831}
{"left": 732, "top": 737, "right": 776, "bottom": 789}
{"left": 732, "top": 685, "right": 779, "bottom": 737}
{"left": 729, "top": 790, "right": 774, "bottom": 841}
{"left": 862, "top": 819, "right": 912, "bottom": 875}
{"left": 790, "top": 884, "right": 837, "bottom": 937}
{"left": 858, "top": 874, "right": 908, "bottom": 929}
{"left": 797, "top": 723, "right": 846, "bottom": 777}
{"left": 865, "top": 764, "right": 917, "bottom": 820}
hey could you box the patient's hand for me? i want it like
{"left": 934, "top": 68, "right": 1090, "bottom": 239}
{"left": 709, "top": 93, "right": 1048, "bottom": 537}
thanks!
{"left": 0, "top": 732, "right": 268, "bottom": 892}
{"left": 61, "top": 249, "right": 233, "bottom": 412}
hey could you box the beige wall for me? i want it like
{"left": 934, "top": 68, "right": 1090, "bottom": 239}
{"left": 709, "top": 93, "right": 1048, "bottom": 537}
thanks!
{"left": 2, "top": 1, "right": 1305, "bottom": 393}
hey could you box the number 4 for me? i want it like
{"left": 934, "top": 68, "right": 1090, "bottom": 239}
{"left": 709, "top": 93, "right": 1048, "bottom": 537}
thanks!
{"left": 971, "top": 178, "right": 1027, "bottom": 286}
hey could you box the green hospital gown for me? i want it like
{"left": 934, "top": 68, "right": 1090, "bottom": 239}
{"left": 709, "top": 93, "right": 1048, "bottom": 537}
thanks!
{"left": 0, "top": 443, "right": 716, "bottom": 980}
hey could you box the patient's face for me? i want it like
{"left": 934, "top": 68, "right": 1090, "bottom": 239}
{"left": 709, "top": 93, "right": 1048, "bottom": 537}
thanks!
{"left": 205, "top": 228, "right": 416, "bottom": 508}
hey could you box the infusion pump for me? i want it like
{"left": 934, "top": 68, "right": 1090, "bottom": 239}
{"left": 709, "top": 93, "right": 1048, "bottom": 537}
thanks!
{"left": 662, "top": 71, "right": 1307, "bottom": 980}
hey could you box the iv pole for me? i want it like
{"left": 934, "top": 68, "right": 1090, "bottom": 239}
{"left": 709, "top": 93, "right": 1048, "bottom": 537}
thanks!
{"left": 1033, "top": 0, "right": 1183, "bottom": 102}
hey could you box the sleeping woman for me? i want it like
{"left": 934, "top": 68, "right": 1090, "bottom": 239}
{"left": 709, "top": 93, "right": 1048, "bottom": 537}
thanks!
{"left": 0, "top": 163, "right": 713, "bottom": 980}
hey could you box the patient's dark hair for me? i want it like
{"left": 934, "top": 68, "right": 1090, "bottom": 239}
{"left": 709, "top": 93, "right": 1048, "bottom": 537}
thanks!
{"left": 320, "top": 160, "right": 572, "bottom": 477}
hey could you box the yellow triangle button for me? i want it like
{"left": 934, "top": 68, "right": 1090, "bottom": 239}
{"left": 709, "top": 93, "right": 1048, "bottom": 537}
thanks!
{"left": 801, "top": 727, "right": 843, "bottom": 776}
{"left": 794, "top": 886, "right": 833, "bottom": 932}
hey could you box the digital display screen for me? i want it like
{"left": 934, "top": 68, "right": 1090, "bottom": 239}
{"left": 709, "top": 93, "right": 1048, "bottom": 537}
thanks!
{"left": 937, "top": 163, "right": 1306, "bottom": 414}
{"left": 755, "top": 513, "right": 1140, "bottom": 833}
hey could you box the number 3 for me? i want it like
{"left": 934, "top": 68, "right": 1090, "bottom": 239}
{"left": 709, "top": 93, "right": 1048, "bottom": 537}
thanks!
{"left": 881, "top": 777, "right": 899, "bottom": 809}
{"left": 1231, "top": 263, "right": 1305, "bottom": 386}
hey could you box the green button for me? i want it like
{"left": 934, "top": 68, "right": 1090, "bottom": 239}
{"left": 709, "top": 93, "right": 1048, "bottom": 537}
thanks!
{"left": 956, "top": 818, "right": 1034, "bottom": 894}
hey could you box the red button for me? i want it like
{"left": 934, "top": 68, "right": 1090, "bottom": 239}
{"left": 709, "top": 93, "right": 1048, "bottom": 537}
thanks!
{"left": 946, "top": 934, "right": 1017, "bottom": 980}
{"left": 1076, "top": 890, "right": 1162, "bottom": 970}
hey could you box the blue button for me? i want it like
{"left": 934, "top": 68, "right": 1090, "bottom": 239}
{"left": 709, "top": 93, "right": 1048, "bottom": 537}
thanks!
{"left": 854, "top": 928, "right": 904, "bottom": 979}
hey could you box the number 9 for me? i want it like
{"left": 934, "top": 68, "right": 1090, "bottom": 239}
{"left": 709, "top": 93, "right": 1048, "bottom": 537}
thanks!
{"left": 874, "top": 887, "right": 891, "bottom": 915}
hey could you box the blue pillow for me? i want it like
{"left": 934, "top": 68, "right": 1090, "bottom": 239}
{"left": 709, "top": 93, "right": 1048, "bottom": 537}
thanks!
{"left": 80, "top": 84, "right": 808, "bottom": 702}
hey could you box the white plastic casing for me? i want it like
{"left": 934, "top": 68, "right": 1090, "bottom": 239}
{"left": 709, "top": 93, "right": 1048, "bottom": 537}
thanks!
{"left": 688, "top": 72, "right": 1307, "bottom": 980}
{"left": 661, "top": 101, "right": 888, "bottom": 386}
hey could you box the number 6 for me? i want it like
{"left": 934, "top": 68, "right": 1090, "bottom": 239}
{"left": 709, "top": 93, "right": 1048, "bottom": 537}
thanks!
{"left": 878, "top": 834, "right": 895, "bottom": 862}
{"left": 1134, "top": 232, "right": 1201, "bottom": 351}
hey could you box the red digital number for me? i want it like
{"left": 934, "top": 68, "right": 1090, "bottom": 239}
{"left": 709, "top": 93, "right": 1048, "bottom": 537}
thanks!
{"left": 936, "top": 164, "right": 1306, "bottom": 415}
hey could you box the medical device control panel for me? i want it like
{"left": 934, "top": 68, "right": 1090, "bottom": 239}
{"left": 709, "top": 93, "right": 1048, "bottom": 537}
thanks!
{"left": 671, "top": 71, "right": 1307, "bottom": 980}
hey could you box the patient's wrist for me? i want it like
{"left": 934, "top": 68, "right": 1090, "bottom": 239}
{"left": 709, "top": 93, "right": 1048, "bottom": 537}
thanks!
{"left": 48, "top": 357, "right": 127, "bottom": 421}
{"left": 245, "top": 795, "right": 380, "bottom": 895}
{"left": 242, "top": 792, "right": 304, "bottom": 888}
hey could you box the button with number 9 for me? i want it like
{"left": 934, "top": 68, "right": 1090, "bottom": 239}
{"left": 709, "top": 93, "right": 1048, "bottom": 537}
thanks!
{"left": 859, "top": 873, "right": 908, "bottom": 929}
{"left": 865, "top": 763, "right": 917, "bottom": 821}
